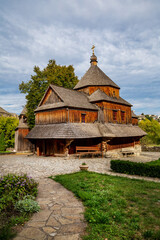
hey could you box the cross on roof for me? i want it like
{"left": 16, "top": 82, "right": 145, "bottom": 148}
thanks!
{"left": 91, "top": 45, "right": 95, "bottom": 55}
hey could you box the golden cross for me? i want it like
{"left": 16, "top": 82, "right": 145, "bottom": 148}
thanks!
{"left": 91, "top": 45, "right": 95, "bottom": 55}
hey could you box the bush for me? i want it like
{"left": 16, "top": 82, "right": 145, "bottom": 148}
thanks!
{"left": 15, "top": 197, "right": 40, "bottom": 213}
{"left": 110, "top": 160, "right": 160, "bottom": 178}
{"left": 0, "top": 174, "right": 38, "bottom": 212}
{"left": 0, "top": 174, "right": 39, "bottom": 240}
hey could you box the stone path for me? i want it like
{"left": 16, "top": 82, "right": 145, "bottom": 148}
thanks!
{"left": 14, "top": 178, "right": 86, "bottom": 240}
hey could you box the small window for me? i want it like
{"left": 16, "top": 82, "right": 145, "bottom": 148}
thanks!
{"left": 113, "top": 110, "right": 117, "bottom": 121}
{"left": 121, "top": 111, "right": 125, "bottom": 121}
{"left": 113, "top": 91, "right": 115, "bottom": 97}
{"left": 81, "top": 114, "right": 86, "bottom": 123}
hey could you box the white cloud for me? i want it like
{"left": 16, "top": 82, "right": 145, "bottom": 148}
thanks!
{"left": 0, "top": 93, "right": 26, "bottom": 114}
{"left": 0, "top": 0, "right": 160, "bottom": 114}
{"left": 129, "top": 98, "right": 160, "bottom": 115}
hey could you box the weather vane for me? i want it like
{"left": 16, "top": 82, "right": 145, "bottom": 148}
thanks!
{"left": 91, "top": 45, "right": 95, "bottom": 55}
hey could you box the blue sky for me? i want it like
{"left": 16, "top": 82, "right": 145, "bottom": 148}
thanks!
{"left": 0, "top": 0, "right": 160, "bottom": 115}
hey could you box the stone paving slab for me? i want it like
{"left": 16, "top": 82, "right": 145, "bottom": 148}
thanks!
{"left": 14, "top": 178, "right": 86, "bottom": 240}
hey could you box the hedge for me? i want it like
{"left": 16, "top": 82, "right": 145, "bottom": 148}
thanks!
{"left": 110, "top": 160, "right": 160, "bottom": 178}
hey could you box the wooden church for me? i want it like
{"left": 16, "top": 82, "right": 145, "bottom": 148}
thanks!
{"left": 26, "top": 47, "right": 146, "bottom": 157}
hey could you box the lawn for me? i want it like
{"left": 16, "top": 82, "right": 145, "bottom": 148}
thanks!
{"left": 0, "top": 151, "right": 11, "bottom": 154}
{"left": 147, "top": 159, "right": 160, "bottom": 166}
{"left": 53, "top": 171, "right": 160, "bottom": 240}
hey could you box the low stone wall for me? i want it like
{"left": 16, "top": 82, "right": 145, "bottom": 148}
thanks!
{"left": 142, "top": 146, "right": 160, "bottom": 152}
{"left": 105, "top": 145, "right": 141, "bottom": 158}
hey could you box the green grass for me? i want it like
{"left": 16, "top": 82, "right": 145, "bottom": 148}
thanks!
{"left": 147, "top": 159, "right": 160, "bottom": 166}
{"left": 52, "top": 172, "right": 160, "bottom": 240}
{"left": 0, "top": 151, "right": 10, "bottom": 154}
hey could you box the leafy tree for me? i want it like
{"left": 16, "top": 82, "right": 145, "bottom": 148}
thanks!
{"left": 0, "top": 132, "right": 6, "bottom": 151}
{"left": 145, "top": 115, "right": 153, "bottom": 121}
{"left": 0, "top": 116, "right": 19, "bottom": 149}
{"left": 139, "top": 118, "right": 160, "bottom": 145}
{"left": 19, "top": 60, "right": 79, "bottom": 128}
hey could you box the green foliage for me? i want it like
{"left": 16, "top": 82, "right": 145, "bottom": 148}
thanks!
{"left": 0, "top": 174, "right": 39, "bottom": 240}
{"left": 0, "top": 225, "right": 16, "bottom": 240}
{"left": 0, "top": 116, "right": 19, "bottom": 149}
{"left": 19, "top": 59, "right": 79, "bottom": 128}
{"left": 0, "top": 132, "right": 6, "bottom": 151}
{"left": 143, "top": 229, "right": 160, "bottom": 239}
{"left": 0, "top": 174, "right": 38, "bottom": 212}
{"left": 110, "top": 160, "right": 160, "bottom": 178}
{"left": 139, "top": 118, "right": 160, "bottom": 145}
{"left": 147, "top": 158, "right": 160, "bottom": 166}
{"left": 145, "top": 115, "right": 153, "bottom": 121}
{"left": 15, "top": 197, "right": 40, "bottom": 213}
{"left": 53, "top": 171, "right": 160, "bottom": 240}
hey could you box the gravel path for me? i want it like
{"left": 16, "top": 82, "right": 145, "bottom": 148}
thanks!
{"left": 0, "top": 152, "right": 160, "bottom": 181}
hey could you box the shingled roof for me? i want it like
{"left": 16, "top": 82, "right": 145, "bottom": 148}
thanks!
{"left": 26, "top": 123, "right": 103, "bottom": 139}
{"left": 35, "top": 85, "right": 97, "bottom": 112}
{"left": 26, "top": 122, "right": 146, "bottom": 139}
{"left": 131, "top": 111, "right": 138, "bottom": 118}
{"left": 104, "top": 123, "right": 146, "bottom": 138}
{"left": 0, "top": 107, "right": 11, "bottom": 116}
{"left": 74, "top": 65, "right": 120, "bottom": 90}
{"left": 20, "top": 106, "right": 27, "bottom": 116}
{"left": 89, "top": 89, "right": 132, "bottom": 106}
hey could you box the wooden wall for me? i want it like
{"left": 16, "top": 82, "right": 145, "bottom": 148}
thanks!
{"left": 15, "top": 128, "right": 31, "bottom": 151}
{"left": 107, "top": 137, "right": 140, "bottom": 151}
{"left": 36, "top": 139, "right": 65, "bottom": 156}
{"left": 78, "top": 86, "right": 119, "bottom": 97}
{"left": 35, "top": 137, "right": 141, "bottom": 156}
{"left": 36, "top": 103, "right": 131, "bottom": 124}
{"left": 96, "top": 102, "right": 132, "bottom": 124}
{"left": 35, "top": 108, "right": 98, "bottom": 124}
{"left": 36, "top": 109, "right": 67, "bottom": 124}
{"left": 69, "top": 109, "right": 98, "bottom": 123}
{"left": 132, "top": 118, "right": 138, "bottom": 125}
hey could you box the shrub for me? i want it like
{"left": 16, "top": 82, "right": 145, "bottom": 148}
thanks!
{"left": 0, "top": 174, "right": 39, "bottom": 240}
{"left": 15, "top": 198, "right": 40, "bottom": 213}
{"left": 0, "top": 225, "right": 16, "bottom": 240}
{"left": 110, "top": 160, "right": 160, "bottom": 178}
{"left": 0, "top": 174, "right": 38, "bottom": 212}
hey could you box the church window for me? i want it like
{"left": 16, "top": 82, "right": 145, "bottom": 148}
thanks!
{"left": 81, "top": 114, "right": 86, "bottom": 123}
{"left": 113, "top": 110, "right": 117, "bottom": 121}
{"left": 121, "top": 111, "right": 125, "bottom": 121}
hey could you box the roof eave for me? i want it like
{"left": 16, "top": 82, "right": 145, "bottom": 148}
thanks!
{"left": 74, "top": 84, "right": 120, "bottom": 90}
{"left": 89, "top": 99, "right": 132, "bottom": 107}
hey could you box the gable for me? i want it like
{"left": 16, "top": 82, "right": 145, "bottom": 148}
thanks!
{"left": 40, "top": 87, "right": 62, "bottom": 106}
{"left": 36, "top": 84, "right": 98, "bottom": 112}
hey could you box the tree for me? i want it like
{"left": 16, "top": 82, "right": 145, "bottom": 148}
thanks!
{"left": 145, "top": 115, "right": 153, "bottom": 121}
{"left": 139, "top": 118, "right": 160, "bottom": 145}
{"left": 19, "top": 60, "right": 79, "bottom": 128}
{"left": 0, "top": 132, "right": 6, "bottom": 151}
{"left": 0, "top": 116, "right": 19, "bottom": 150}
